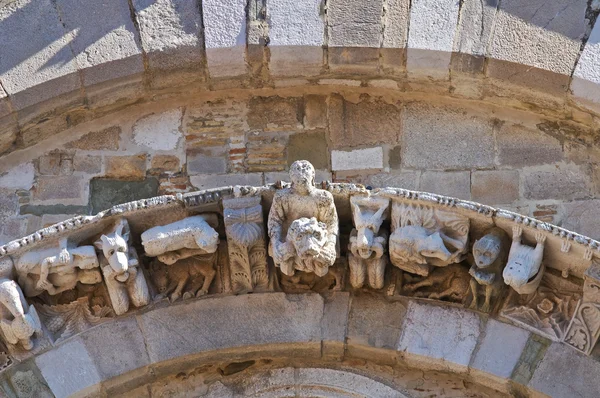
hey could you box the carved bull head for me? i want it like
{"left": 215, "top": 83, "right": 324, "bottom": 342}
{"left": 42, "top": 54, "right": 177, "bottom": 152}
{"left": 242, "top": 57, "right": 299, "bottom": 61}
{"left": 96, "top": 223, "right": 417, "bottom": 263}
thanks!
{"left": 95, "top": 219, "right": 131, "bottom": 282}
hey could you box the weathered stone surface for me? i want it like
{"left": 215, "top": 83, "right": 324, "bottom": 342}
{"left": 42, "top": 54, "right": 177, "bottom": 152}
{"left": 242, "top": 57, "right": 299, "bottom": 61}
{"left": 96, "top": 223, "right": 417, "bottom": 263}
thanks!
{"left": 401, "top": 105, "right": 494, "bottom": 169}
{"left": 187, "top": 151, "right": 228, "bottom": 174}
{"left": 453, "top": 0, "right": 498, "bottom": 57}
{"left": 202, "top": 0, "right": 246, "bottom": 77}
{"left": 0, "top": 0, "right": 80, "bottom": 109}
{"left": 522, "top": 163, "right": 591, "bottom": 201}
{"left": 268, "top": 0, "right": 324, "bottom": 76}
{"left": 331, "top": 147, "right": 384, "bottom": 171}
{"left": 511, "top": 335, "right": 551, "bottom": 386}
{"left": 264, "top": 170, "right": 332, "bottom": 184}
{"left": 321, "top": 292, "right": 350, "bottom": 343}
{"left": 36, "top": 338, "right": 101, "bottom": 398}
{"left": 487, "top": 0, "right": 587, "bottom": 92}
{"left": 406, "top": 0, "right": 461, "bottom": 75}
{"left": 248, "top": 97, "right": 302, "bottom": 130}
{"left": 0, "top": 189, "right": 18, "bottom": 226}
{"left": 471, "top": 319, "right": 529, "bottom": 379}
{"left": 66, "top": 126, "right": 121, "bottom": 151}
{"left": 73, "top": 155, "right": 102, "bottom": 174}
{"left": 398, "top": 302, "right": 481, "bottom": 369}
{"left": 296, "top": 368, "right": 403, "bottom": 397}
{"left": 529, "top": 342, "right": 600, "bottom": 397}
{"left": 328, "top": 95, "right": 402, "bottom": 148}
{"left": 497, "top": 124, "right": 563, "bottom": 167}
{"left": 5, "top": 366, "right": 53, "bottom": 398}
{"left": 0, "top": 163, "right": 35, "bottom": 190}
{"left": 89, "top": 177, "right": 159, "bottom": 214}
{"left": 133, "top": 109, "right": 182, "bottom": 151}
{"left": 80, "top": 317, "right": 149, "bottom": 381}
{"left": 562, "top": 199, "right": 600, "bottom": 240}
{"left": 327, "top": 0, "right": 383, "bottom": 47}
{"left": 366, "top": 172, "right": 419, "bottom": 190}
{"left": 419, "top": 171, "right": 470, "bottom": 200}
{"left": 572, "top": 19, "right": 600, "bottom": 104}
{"left": 150, "top": 155, "right": 180, "bottom": 173}
{"left": 190, "top": 173, "right": 263, "bottom": 190}
{"left": 471, "top": 170, "right": 519, "bottom": 205}
{"left": 133, "top": 0, "right": 203, "bottom": 70}
{"left": 55, "top": 0, "right": 144, "bottom": 86}
{"left": 303, "top": 95, "right": 327, "bottom": 129}
{"left": 138, "top": 293, "right": 324, "bottom": 363}
{"left": 382, "top": 0, "right": 410, "bottom": 48}
{"left": 0, "top": 127, "right": 17, "bottom": 155}
{"left": 37, "top": 152, "right": 73, "bottom": 176}
{"left": 328, "top": 47, "right": 380, "bottom": 72}
{"left": 287, "top": 131, "right": 328, "bottom": 170}
{"left": 105, "top": 154, "right": 148, "bottom": 180}
{"left": 32, "top": 175, "right": 85, "bottom": 203}
{"left": 347, "top": 294, "right": 406, "bottom": 349}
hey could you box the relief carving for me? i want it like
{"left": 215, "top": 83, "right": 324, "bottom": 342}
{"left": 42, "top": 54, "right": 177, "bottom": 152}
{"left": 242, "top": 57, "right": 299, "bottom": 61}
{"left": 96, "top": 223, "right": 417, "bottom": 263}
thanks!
{"left": 348, "top": 196, "right": 389, "bottom": 290}
{"left": 149, "top": 254, "right": 217, "bottom": 301}
{"left": 268, "top": 161, "right": 338, "bottom": 279}
{"left": 468, "top": 227, "right": 510, "bottom": 313}
{"left": 223, "top": 196, "right": 269, "bottom": 294}
{"left": 503, "top": 226, "right": 546, "bottom": 295}
{"left": 564, "top": 262, "right": 600, "bottom": 354}
{"left": 402, "top": 264, "right": 470, "bottom": 303}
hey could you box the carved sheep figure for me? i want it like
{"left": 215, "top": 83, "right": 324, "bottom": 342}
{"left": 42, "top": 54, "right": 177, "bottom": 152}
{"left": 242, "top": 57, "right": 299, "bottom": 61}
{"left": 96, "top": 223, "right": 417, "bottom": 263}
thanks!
{"left": 503, "top": 226, "right": 546, "bottom": 295}
{"left": 389, "top": 225, "right": 453, "bottom": 276}
{"left": 141, "top": 216, "right": 219, "bottom": 260}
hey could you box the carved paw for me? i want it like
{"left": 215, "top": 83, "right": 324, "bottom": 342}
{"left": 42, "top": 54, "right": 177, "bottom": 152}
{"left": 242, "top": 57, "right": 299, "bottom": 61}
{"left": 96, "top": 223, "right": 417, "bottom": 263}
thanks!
{"left": 169, "top": 292, "right": 182, "bottom": 302}
{"left": 512, "top": 225, "right": 523, "bottom": 239}
{"left": 535, "top": 232, "right": 547, "bottom": 244}
{"left": 469, "top": 299, "right": 478, "bottom": 310}
{"left": 481, "top": 303, "right": 491, "bottom": 313}
{"left": 196, "top": 289, "right": 208, "bottom": 297}
{"left": 182, "top": 292, "right": 194, "bottom": 300}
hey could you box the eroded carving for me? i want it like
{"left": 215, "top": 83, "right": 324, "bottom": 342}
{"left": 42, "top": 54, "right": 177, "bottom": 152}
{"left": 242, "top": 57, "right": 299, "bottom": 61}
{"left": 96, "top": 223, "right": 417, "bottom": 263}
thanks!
{"left": 468, "top": 227, "right": 510, "bottom": 313}
{"left": 150, "top": 253, "right": 217, "bottom": 301}
{"left": 223, "top": 196, "right": 269, "bottom": 293}
{"left": 268, "top": 160, "right": 338, "bottom": 279}
{"left": 348, "top": 196, "right": 389, "bottom": 290}
{"left": 503, "top": 226, "right": 546, "bottom": 295}
{"left": 564, "top": 262, "right": 600, "bottom": 354}
{"left": 401, "top": 264, "right": 470, "bottom": 303}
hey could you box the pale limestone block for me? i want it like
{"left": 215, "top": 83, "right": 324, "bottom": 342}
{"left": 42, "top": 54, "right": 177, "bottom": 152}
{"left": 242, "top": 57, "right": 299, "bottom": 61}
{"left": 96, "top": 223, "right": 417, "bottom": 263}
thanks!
{"left": 522, "top": 163, "right": 592, "bottom": 201}
{"left": 321, "top": 292, "right": 350, "bottom": 343}
{"left": 347, "top": 294, "right": 406, "bottom": 349}
{"left": 141, "top": 215, "right": 219, "bottom": 257}
{"left": 365, "top": 172, "right": 420, "bottom": 190}
{"left": 471, "top": 319, "right": 529, "bottom": 378}
{"left": 382, "top": 0, "right": 410, "bottom": 48}
{"left": 419, "top": 171, "right": 471, "bottom": 200}
{"left": 132, "top": 109, "right": 183, "bottom": 151}
{"left": 0, "top": 163, "right": 35, "bottom": 190}
{"left": 203, "top": 0, "right": 246, "bottom": 77}
{"left": 269, "top": 0, "right": 324, "bottom": 47}
{"left": 327, "top": 0, "right": 383, "bottom": 47}
{"left": 296, "top": 368, "right": 405, "bottom": 397}
{"left": 562, "top": 199, "right": 600, "bottom": 241}
{"left": 36, "top": 338, "right": 101, "bottom": 398}
{"left": 471, "top": 170, "right": 519, "bottom": 205}
{"left": 331, "top": 147, "right": 384, "bottom": 171}
{"left": 190, "top": 173, "right": 263, "bottom": 190}
{"left": 397, "top": 301, "right": 480, "bottom": 370}
{"left": 453, "top": 0, "right": 498, "bottom": 56}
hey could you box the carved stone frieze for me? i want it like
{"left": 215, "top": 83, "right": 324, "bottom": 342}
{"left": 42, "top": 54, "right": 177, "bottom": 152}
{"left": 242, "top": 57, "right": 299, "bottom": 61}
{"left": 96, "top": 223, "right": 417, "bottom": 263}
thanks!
{"left": 564, "top": 262, "right": 600, "bottom": 354}
{"left": 503, "top": 226, "right": 546, "bottom": 295}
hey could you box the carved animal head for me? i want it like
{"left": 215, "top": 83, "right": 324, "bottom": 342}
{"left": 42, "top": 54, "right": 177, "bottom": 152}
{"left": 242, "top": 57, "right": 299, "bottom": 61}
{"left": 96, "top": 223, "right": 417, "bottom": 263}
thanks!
{"left": 95, "top": 219, "right": 130, "bottom": 282}
{"left": 287, "top": 217, "right": 328, "bottom": 258}
{"left": 352, "top": 203, "right": 387, "bottom": 259}
{"left": 150, "top": 261, "right": 169, "bottom": 294}
{"left": 473, "top": 234, "right": 502, "bottom": 268}
{"left": 389, "top": 225, "right": 452, "bottom": 265}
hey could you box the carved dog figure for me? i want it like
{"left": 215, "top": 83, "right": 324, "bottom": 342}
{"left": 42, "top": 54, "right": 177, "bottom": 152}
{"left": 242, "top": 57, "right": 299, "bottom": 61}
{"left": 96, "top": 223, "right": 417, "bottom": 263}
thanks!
{"left": 150, "top": 253, "right": 216, "bottom": 301}
{"left": 403, "top": 264, "right": 470, "bottom": 302}
{"left": 503, "top": 226, "right": 546, "bottom": 295}
{"left": 278, "top": 217, "right": 337, "bottom": 278}
{"left": 94, "top": 219, "right": 135, "bottom": 283}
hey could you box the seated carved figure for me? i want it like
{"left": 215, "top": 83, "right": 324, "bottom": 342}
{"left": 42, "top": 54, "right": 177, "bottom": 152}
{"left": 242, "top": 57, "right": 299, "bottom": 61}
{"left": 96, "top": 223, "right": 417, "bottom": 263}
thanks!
{"left": 503, "top": 226, "right": 546, "bottom": 295}
{"left": 268, "top": 160, "right": 338, "bottom": 278}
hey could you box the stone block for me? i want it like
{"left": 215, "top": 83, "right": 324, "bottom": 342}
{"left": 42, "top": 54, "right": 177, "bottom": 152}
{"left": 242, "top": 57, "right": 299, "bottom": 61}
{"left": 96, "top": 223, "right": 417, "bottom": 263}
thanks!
{"left": 202, "top": 0, "right": 246, "bottom": 77}
{"left": 105, "top": 154, "right": 148, "bottom": 180}
{"left": 187, "top": 151, "right": 228, "bottom": 174}
{"left": 328, "top": 95, "right": 402, "bottom": 148}
{"left": 66, "top": 126, "right": 121, "bottom": 151}
{"left": 37, "top": 153, "right": 63, "bottom": 176}
{"left": 522, "top": 163, "right": 591, "bottom": 201}
{"left": 190, "top": 173, "right": 263, "bottom": 190}
{"left": 55, "top": 0, "right": 144, "bottom": 86}
{"left": 401, "top": 104, "right": 494, "bottom": 169}
{"left": 529, "top": 342, "right": 600, "bottom": 398}
{"left": 347, "top": 294, "right": 406, "bottom": 349}
{"left": 397, "top": 301, "right": 481, "bottom": 371}
{"left": 133, "top": 0, "right": 203, "bottom": 71}
{"left": 36, "top": 338, "right": 101, "bottom": 398}
{"left": 287, "top": 131, "right": 328, "bottom": 170}
{"left": 382, "top": 0, "right": 410, "bottom": 48}
{"left": 419, "top": 171, "right": 471, "bottom": 200}
{"left": 321, "top": 292, "right": 350, "bottom": 343}
{"left": 562, "top": 199, "right": 600, "bottom": 241}
{"left": 5, "top": 364, "right": 53, "bottom": 398}
{"left": 133, "top": 109, "right": 183, "bottom": 151}
{"left": 365, "top": 171, "right": 419, "bottom": 190}
{"left": 296, "top": 368, "right": 402, "bottom": 397}
{"left": 268, "top": 0, "right": 324, "bottom": 76}
{"left": 264, "top": 170, "right": 332, "bottom": 185}
{"left": 572, "top": 20, "right": 600, "bottom": 104}
{"left": 406, "top": 0, "right": 461, "bottom": 76}
{"left": 497, "top": 124, "right": 563, "bottom": 167}
{"left": 328, "top": 47, "right": 379, "bottom": 72}
{"left": 73, "top": 155, "right": 102, "bottom": 174}
{"left": 0, "top": 126, "right": 17, "bottom": 155}
{"left": 0, "top": 163, "right": 35, "bottom": 190}
{"left": 471, "top": 170, "right": 519, "bottom": 205}
{"left": 138, "top": 293, "right": 324, "bottom": 363}
{"left": 248, "top": 96, "right": 302, "bottom": 130}
{"left": 331, "top": 147, "right": 384, "bottom": 171}
{"left": 487, "top": 0, "right": 587, "bottom": 92}
{"left": 0, "top": 0, "right": 81, "bottom": 110}
{"left": 0, "top": 189, "right": 18, "bottom": 225}
{"left": 471, "top": 319, "right": 529, "bottom": 379}
{"left": 303, "top": 95, "right": 327, "bottom": 129}
{"left": 89, "top": 177, "right": 158, "bottom": 214}
{"left": 150, "top": 155, "right": 180, "bottom": 173}
{"left": 32, "top": 176, "right": 85, "bottom": 204}
{"left": 327, "top": 0, "right": 383, "bottom": 47}
{"left": 453, "top": 0, "right": 498, "bottom": 57}
{"left": 80, "top": 316, "right": 149, "bottom": 381}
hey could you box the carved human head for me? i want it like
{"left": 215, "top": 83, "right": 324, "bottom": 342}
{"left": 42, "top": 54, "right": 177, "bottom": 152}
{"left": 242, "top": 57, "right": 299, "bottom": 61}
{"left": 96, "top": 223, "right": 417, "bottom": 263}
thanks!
{"left": 473, "top": 234, "right": 502, "bottom": 268}
{"left": 289, "top": 160, "right": 315, "bottom": 190}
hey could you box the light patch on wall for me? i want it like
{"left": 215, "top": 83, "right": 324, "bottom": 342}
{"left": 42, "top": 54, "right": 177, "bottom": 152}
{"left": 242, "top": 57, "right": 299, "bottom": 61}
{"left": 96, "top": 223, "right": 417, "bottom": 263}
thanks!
{"left": 0, "top": 162, "right": 34, "bottom": 189}
{"left": 132, "top": 108, "right": 182, "bottom": 151}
